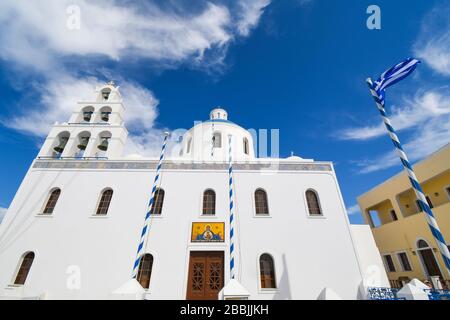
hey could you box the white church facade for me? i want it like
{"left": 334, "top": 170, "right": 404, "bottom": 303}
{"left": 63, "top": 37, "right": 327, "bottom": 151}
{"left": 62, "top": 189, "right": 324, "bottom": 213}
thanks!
{"left": 0, "top": 83, "right": 388, "bottom": 300}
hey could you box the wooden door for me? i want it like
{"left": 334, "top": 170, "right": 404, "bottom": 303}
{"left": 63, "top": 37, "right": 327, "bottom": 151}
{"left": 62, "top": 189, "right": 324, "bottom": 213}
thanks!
{"left": 419, "top": 248, "right": 442, "bottom": 277}
{"left": 186, "top": 251, "right": 224, "bottom": 300}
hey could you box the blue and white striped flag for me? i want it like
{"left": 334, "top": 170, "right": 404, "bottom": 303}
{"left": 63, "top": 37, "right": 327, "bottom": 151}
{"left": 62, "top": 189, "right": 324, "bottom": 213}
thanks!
{"left": 372, "top": 58, "right": 420, "bottom": 101}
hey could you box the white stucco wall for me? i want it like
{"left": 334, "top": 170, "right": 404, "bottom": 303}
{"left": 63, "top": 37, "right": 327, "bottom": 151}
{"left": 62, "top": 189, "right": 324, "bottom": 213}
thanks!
{"left": 350, "top": 224, "right": 390, "bottom": 292}
{"left": 0, "top": 159, "right": 366, "bottom": 300}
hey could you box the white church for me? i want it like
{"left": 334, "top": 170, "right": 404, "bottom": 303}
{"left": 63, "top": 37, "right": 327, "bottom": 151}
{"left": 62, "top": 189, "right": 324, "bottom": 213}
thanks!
{"left": 0, "top": 82, "right": 388, "bottom": 300}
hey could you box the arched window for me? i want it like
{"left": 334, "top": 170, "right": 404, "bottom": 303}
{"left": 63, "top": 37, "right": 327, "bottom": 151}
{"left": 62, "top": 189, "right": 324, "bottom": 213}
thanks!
{"left": 416, "top": 239, "right": 442, "bottom": 277}
{"left": 213, "top": 132, "right": 222, "bottom": 148}
{"left": 14, "top": 252, "right": 35, "bottom": 285}
{"left": 243, "top": 138, "right": 249, "bottom": 155}
{"left": 187, "top": 138, "right": 192, "bottom": 154}
{"left": 255, "top": 189, "right": 269, "bottom": 215}
{"left": 417, "top": 239, "right": 429, "bottom": 249}
{"left": 96, "top": 189, "right": 113, "bottom": 215}
{"left": 259, "top": 254, "right": 276, "bottom": 289}
{"left": 203, "top": 189, "right": 216, "bottom": 215}
{"left": 42, "top": 188, "right": 61, "bottom": 214}
{"left": 137, "top": 254, "right": 154, "bottom": 289}
{"left": 306, "top": 189, "right": 322, "bottom": 216}
{"left": 151, "top": 188, "right": 165, "bottom": 215}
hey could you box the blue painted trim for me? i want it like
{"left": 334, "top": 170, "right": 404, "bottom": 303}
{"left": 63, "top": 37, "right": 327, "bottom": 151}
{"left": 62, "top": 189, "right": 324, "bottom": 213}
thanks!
{"left": 203, "top": 119, "right": 235, "bottom": 124}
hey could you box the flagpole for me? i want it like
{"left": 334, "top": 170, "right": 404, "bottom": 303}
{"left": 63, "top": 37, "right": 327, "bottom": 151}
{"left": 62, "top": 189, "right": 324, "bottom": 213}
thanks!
{"left": 131, "top": 131, "right": 170, "bottom": 278}
{"left": 228, "top": 134, "right": 236, "bottom": 280}
{"left": 366, "top": 78, "right": 450, "bottom": 276}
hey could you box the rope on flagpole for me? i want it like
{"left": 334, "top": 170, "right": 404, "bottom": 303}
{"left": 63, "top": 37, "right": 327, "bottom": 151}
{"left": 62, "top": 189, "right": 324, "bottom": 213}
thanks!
{"left": 366, "top": 78, "right": 450, "bottom": 274}
{"left": 228, "top": 134, "right": 236, "bottom": 280}
{"left": 131, "top": 131, "right": 170, "bottom": 278}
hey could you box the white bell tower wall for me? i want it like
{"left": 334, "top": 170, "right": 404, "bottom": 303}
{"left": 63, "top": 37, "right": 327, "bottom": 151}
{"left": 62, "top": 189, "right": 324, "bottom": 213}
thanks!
{"left": 38, "top": 82, "right": 128, "bottom": 160}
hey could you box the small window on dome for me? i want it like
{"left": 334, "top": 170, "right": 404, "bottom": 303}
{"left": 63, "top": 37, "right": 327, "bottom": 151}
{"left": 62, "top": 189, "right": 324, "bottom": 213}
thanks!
{"left": 213, "top": 132, "right": 222, "bottom": 148}
{"left": 243, "top": 138, "right": 249, "bottom": 155}
{"left": 187, "top": 138, "right": 192, "bottom": 153}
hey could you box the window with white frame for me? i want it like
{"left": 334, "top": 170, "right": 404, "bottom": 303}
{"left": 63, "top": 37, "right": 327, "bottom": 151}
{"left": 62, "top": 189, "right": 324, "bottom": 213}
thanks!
{"left": 306, "top": 189, "right": 322, "bottom": 216}
{"left": 137, "top": 253, "right": 154, "bottom": 289}
{"left": 383, "top": 254, "right": 396, "bottom": 272}
{"left": 96, "top": 189, "right": 113, "bottom": 215}
{"left": 14, "top": 252, "right": 35, "bottom": 285}
{"left": 397, "top": 252, "right": 412, "bottom": 271}
{"left": 259, "top": 254, "right": 276, "bottom": 289}
{"left": 255, "top": 189, "right": 269, "bottom": 215}
{"left": 42, "top": 188, "right": 61, "bottom": 215}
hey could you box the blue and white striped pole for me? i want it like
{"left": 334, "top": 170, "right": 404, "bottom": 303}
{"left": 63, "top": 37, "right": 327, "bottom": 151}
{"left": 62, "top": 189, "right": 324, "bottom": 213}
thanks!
{"left": 228, "top": 135, "right": 236, "bottom": 280}
{"left": 366, "top": 78, "right": 450, "bottom": 275}
{"left": 132, "top": 132, "right": 170, "bottom": 278}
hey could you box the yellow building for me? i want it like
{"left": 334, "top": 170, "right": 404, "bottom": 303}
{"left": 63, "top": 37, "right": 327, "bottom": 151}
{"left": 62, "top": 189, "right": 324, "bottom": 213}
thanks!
{"left": 358, "top": 143, "right": 450, "bottom": 289}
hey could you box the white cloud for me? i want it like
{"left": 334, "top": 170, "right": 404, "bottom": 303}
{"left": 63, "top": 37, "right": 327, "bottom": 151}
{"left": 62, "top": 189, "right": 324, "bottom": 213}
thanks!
{"left": 339, "top": 88, "right": 450, "bottom": 173}
{"left": 0, "top": 0, "right": 271, "bottom": 72}
{"left": 414, "top": 4, "right": 450, "bottom": 76}
{"left": 0, "top": 207, "right": 7, "bottom": 223}
{"left": 5, "top": 76, "right": 100, "bottom": 136}
{"left": 355, "top": 116, "right": 450, "bottom": 174}
{"left": 340, "top": 89, "right": 450, "bottom": 141}
{"left": 235, "top": 0, "right": 271, "bottom": 36}
{"left": 0, "top": 1, "right": 231, "bottom": 70}
{"left": 346, "top": 204, "right": 360, "bottom": 216}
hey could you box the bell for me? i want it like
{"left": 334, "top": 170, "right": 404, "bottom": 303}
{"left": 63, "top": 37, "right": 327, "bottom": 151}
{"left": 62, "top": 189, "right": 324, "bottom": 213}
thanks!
{"left": 102, "top": 91, "right": 110, "bottom": 100}
{"left": 83, "top": 111, "right": 93, "bottom": 122}
{"left": 53, "top": 137, "right": 68, "bottom": 153}
{"left": 101, "top": 112, "right": 110, "bottom": 122}
{"left": 77, "top": 137, "right": 89, "bottom": 150}
{"left": 97, "top": 138, "right": 109, "bottom": 151}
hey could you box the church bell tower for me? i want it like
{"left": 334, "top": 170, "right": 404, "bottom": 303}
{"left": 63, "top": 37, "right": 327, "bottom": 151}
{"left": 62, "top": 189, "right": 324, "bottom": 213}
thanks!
{"left": 38, "top": 81, "right": 128, "bottom": 160}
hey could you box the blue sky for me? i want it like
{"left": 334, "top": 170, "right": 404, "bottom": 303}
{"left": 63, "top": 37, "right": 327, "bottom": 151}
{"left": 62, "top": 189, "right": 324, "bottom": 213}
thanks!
{"left": 0, "top": 0, "right": 449, "bottom": 224}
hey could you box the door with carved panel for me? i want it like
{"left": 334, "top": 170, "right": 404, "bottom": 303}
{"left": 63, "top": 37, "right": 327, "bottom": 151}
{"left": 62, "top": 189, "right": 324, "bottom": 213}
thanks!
{"left": 186, "top": 251, "right": 224, "bottom": 300}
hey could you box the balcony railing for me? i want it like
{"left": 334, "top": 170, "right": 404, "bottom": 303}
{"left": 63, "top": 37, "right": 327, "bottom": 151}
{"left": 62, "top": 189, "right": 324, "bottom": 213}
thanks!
{"left": 425, "top": 289, "right": 450, "bottom": 300}
{"left": 367, "top": 287, "right": 404, "bottom": 300}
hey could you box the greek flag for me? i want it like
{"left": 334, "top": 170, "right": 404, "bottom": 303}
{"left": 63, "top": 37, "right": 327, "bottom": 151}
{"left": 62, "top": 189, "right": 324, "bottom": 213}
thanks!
{"left": 372, "top": 58, "right": 420, "bottom": 101}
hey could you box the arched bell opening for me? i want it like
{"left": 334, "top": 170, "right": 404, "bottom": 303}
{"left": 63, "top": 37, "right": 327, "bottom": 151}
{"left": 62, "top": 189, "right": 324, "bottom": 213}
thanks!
{"left": 99, "top": 106, "right": 112, "bottom": 123}
{"left": 74, "top": 131, "right": 91, "bottom": 158}
{"left": 101, "top": 88, "right": 111, "bottom": 101}
{"left": 51, "top": 131, "right": 70, "bottom": 158}
{"left": 80, "top": 106, "right": 94, "bottom": 123}
{"left": 96, "top": 131, "right": 112, "bottom": 158}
